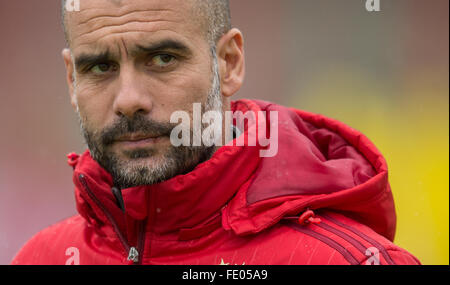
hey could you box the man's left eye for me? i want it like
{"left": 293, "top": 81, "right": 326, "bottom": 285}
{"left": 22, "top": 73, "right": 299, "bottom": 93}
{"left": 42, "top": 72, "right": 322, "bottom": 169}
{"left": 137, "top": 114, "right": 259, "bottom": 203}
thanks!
{"left": 151, "top": 54, "right": 176, "bottom": 67}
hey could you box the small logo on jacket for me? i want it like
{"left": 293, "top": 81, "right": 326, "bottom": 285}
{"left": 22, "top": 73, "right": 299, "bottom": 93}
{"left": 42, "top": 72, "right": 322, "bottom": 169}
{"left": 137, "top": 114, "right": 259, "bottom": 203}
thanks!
{"left": 65, "top": 247, "right": 80, "bottom": 265}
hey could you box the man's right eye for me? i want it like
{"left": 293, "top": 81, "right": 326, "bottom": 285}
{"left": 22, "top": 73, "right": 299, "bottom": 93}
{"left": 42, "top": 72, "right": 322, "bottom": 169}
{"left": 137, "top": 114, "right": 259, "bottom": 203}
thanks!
{"left": 89, "top": 63, "right": 116, "bottom": 75}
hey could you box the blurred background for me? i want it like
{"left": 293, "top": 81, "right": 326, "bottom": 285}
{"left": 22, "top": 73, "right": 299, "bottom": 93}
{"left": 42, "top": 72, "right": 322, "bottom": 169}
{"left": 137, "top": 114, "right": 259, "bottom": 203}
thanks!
{"left": 0, "top": 0, "right": 448, "bottom": 265}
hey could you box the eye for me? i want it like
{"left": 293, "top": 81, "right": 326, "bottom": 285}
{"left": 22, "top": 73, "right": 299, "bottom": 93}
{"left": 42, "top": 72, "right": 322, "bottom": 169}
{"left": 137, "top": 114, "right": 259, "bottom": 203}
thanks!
{"left": 90, "top": 63, "right": 116, "bottom": 75}
{"left": 151, "top": 54, "right": 176, "bottom": 68}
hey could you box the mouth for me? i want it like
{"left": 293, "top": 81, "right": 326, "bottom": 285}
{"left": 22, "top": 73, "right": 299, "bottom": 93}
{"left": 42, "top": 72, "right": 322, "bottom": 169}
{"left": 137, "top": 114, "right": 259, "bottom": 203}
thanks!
{"left": 114, "top": 133, "right": 165, "bottom": 149}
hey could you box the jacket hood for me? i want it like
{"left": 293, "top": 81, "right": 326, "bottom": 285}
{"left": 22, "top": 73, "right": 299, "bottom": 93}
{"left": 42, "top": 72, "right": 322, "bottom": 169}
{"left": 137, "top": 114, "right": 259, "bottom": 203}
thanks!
{"left": 68, "top": 99, "right": 396, "bottom": 242}
{"left": 223, "top": 99, "right": 396, "bottom": 241}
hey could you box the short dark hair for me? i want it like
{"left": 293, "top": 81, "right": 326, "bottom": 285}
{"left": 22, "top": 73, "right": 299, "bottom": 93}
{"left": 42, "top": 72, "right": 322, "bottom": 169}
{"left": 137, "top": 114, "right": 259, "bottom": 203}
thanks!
{"left": 193, "top": 0, "right": 232, "bottom": 45}
{"left": 61, "top": 0, "right": 231, "bottom": 46}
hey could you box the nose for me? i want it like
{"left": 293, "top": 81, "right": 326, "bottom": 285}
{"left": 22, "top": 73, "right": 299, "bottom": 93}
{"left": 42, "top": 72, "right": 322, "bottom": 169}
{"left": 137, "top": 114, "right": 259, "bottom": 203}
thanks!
{"left": 112, "top": 65, "right": 152, "bottom": 118}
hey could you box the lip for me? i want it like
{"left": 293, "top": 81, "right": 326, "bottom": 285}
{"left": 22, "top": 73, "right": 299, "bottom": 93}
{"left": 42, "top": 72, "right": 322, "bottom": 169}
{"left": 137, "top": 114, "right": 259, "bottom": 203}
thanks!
{"left": 115, "top": 134, "right": 163, "bottom": 148}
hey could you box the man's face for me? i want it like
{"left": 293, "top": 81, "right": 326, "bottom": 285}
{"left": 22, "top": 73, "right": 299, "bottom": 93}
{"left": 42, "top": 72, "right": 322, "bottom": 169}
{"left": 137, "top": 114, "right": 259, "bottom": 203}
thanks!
{"left": 63, "top": 0, "right": 222, "bottom": 188}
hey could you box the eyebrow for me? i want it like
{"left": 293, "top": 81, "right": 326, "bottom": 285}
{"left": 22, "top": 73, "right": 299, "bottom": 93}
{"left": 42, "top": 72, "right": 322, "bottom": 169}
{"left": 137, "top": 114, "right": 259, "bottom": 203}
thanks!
{"left": 133, "top": 39, "right": 192, "bottom": 57}
{"left": 74, "top": 39, "right": 192, "bottom": 72}
{"left": 74, "top": 50, "right": 113, "bottom": 72}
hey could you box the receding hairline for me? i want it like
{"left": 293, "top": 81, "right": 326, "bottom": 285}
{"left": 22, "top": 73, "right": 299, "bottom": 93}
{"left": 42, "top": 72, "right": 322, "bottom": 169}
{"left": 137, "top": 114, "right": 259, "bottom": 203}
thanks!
{"left": 61, "top": 0, "right": 231, "bottom": 47}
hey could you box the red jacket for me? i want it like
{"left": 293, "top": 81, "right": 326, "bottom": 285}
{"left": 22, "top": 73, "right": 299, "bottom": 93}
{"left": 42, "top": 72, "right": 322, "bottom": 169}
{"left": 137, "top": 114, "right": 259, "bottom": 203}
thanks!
{"left": 11, "top": 99, "right": 420, "bottom": 265}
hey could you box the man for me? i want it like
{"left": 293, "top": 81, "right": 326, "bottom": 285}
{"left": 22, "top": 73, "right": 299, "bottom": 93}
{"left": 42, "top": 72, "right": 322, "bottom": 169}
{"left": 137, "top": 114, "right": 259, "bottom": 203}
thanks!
{"left": 12, "top": 0, "right": 420, "bottom": 265}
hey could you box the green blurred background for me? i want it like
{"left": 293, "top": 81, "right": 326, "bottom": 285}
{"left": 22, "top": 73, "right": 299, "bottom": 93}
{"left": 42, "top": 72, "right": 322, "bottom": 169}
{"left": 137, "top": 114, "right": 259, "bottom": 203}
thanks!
{"left": 0, "top": 0, "right": 448, "bottom": 264}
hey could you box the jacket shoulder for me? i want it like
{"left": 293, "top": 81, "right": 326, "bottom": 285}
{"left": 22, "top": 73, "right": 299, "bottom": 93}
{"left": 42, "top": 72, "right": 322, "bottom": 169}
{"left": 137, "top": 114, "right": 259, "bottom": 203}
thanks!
{"left": 277, "top": 211, "right": 421, "bottom": 265}
{"left": 11, "top": 215, "right": 86, "bottom": 265}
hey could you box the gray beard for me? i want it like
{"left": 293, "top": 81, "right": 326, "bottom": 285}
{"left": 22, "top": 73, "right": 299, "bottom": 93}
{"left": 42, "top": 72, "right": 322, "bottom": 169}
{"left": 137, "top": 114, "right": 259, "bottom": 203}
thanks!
{"left": 77, "top": 48, "right": 223, "bottom": 189}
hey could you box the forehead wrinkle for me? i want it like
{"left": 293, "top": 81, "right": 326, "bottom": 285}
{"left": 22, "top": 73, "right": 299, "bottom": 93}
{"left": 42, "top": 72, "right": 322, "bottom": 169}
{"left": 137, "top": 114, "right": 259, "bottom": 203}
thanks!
{"left": 74, "top": 28, "right": 195, "bottom": 52}
{"left": 75, "top": 8, "right": 180, "bottom": 34}
{"left": 120, "top": 38, "right": 129, "bottom": 57}
{"left": 77, "top": 8, "right": 176, "bottom": 26}
{"left": 78, "top": 19, "right": 182, "bottom": 40}
{"left": 72, "top": 19, "right": 182, "bottom": 47}
{"left": 65, "top": 0, "right": 204, "bottom": 46}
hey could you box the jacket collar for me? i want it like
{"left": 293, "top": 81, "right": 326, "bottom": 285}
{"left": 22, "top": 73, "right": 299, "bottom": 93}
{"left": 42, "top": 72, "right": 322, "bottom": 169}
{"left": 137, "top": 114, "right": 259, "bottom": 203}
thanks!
{"left": 70, "top": 100, "right": 263, "bottom": 238}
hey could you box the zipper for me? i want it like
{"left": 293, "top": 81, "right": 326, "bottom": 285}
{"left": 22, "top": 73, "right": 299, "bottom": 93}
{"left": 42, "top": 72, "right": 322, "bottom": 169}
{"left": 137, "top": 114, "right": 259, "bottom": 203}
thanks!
{"left": 127, "top": 219, "right": 146, "bottom": 264}
{"left": 78, "top": 174, "right": 145, "bottom": 264}
{"left": 135, "top": 219, "right": 146, "bottom": 265}
{"left": 127, "top": 247, "right": 139, "bottom": 263}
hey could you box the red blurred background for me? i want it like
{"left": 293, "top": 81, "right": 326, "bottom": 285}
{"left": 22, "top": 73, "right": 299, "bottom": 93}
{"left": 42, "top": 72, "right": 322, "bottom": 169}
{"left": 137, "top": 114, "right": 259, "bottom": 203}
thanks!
{"left": 0, "top": 0, "right": 448, "bottom": 264}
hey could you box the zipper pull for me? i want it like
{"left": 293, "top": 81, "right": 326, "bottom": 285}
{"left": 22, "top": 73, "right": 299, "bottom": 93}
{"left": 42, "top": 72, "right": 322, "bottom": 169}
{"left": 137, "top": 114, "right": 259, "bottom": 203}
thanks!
{"left": 111, "top": 187, "right": 126, "bottom": 213}
{"left": 127, "top": 247, "right": 139, "bottom": 263}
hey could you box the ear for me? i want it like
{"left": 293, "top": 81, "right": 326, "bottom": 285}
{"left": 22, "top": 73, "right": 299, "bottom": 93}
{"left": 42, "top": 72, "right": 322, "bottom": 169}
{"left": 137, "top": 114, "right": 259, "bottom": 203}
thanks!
{"left": 216, "top": 28, "right": 245, "bottom": 98}
{"left": 62, "top": 48, "right": 77, "bottom": 110}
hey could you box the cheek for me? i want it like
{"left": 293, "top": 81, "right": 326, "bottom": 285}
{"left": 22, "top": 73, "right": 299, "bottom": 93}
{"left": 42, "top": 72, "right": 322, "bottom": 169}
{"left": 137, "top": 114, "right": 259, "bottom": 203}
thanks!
{"left": 75, "top": 83, "right": 115, "bottom": 130}
{"left": 148, "top": 47, "right": 214, "bottom": 116}
{"left": 150, "top": 70, "right": 213, "bottom": 117}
